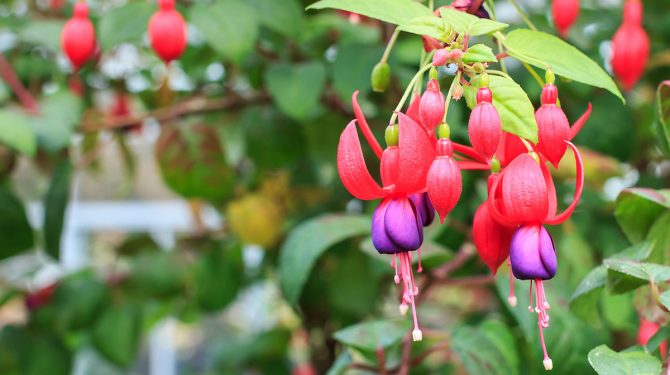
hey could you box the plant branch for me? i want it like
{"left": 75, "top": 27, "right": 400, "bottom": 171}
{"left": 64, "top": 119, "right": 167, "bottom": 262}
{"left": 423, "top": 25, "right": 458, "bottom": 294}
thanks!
{"left": 508, "top": 0, "right": 537, "bottom": 31}
{"left": 0, "top": 54, "right": 38, "bottom": 113}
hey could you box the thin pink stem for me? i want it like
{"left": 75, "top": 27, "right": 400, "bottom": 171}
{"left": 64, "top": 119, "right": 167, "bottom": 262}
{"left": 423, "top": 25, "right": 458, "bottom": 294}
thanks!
{"left": 0, "top": 54, "right": 38, "bottom": 113}
{"left": 452, "top": 142, "right": 486, "bottom": 162}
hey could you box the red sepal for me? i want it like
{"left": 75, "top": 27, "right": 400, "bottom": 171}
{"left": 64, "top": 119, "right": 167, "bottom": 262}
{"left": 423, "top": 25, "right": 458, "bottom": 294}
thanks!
{"left": 569, "top": 103, "right": 592, "bottom": 140}
{"left": 473, "top": 202, "right": 515, "bottom": 274}
{"left": 545, "top": 142, "right": 584, "bottom": 225}
{"left": 499, "top": 153, "right": 549, "bottom": 225}
{"left": 395, "top": 113, "right": 435, "bottom": 193}
{"left": 352, "top": 91, "right": 383, "bottom": 159}
{"left": 336, "top": 121, "right": 386, "bottom": 200}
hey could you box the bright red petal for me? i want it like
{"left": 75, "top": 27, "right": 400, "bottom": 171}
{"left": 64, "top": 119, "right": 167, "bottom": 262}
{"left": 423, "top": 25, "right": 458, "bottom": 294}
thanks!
{"left": 336, "top": 121, "right": 386, "bottom": 200}
{"left": 395, "top": 113, "right": 435, "bottom": 193}
{"left": 473, "top": 202, "right": 514, "bottom": 274}
{"left": 352, "top": 91, "right": 383, "bottom": 159}
{"left": 426, "top": 156, "right": 462, "bottom": 223}
{"left": 569, "top": 103, "right": 592, "bottom": 140}
{"left": 545, "top": 142, "right": 584, "bottom": 225}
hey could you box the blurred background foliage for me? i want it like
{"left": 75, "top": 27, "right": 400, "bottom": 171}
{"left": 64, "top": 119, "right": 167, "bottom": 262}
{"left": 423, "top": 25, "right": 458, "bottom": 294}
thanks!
{"left": 0, "top": 0, "right": 669, "bottom": 374}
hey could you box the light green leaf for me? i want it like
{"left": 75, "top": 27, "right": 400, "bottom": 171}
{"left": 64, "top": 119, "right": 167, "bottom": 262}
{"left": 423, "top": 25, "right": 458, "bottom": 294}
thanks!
{"left": 588, "top": 345, "right": 661, "bottom": 375}
{"left": 615, "top": 188, "right": 670, "bottom": 244}
{"left": 462, "top": 44, "right": 497, "bottom": 63}
{"left": 19, "top": 20, "right": 64, "bottom": 51}
{"left": 32, "top": 91, "right": 82, "bottom": 152}
{"left": 43, "top": 161, "right": 72, "bottom": 260}
{"left": 279, "top": 214, "right": 370, "bottom": 305}
{"left": 98, "top": 2, "right": 154, "bottom": 50}
{"left": 307, "top": 0, "right": 432, "bottom": 26}
{"left": 266, "top": 63, "right": 326, "bottom": 121}
{"left": 659, "top": 290, "right": 670, "bottom": 311}
{"left": 452, "top": 323, "right": 519, "bottom": 375}
{"left": 439, "top": 7, "right": 507, "bottom": 36}
{"left": 248, "top": 0, "right": 303, "bottom": 37}
{"left": 655, "top": 81, "right": 670, "bottom": 157}
{"left": 503, "top": 29, "right": 623, "bottom": 102}
{"left": 190, "top": 0, "right": 259, "bottom": 64}
{"left": 333, "top": 319, "right": 409, "bottom": 353}
{"left": 0, "top": 110, "right": 36, "bottom": 155}
{"left": 398, "top": 16, "right": 451, "bottom": 41}
{"left": 605, "top": 259, "right": 670, "bottom": 294}
{"left": 464, "top": 74, "right": 538, "bottom": 142}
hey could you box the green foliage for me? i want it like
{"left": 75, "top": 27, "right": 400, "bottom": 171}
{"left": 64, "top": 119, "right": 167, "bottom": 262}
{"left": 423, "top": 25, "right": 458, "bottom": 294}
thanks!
{"left": 307, "top": 0, "right": 432, "bottom": 25}
{"left": 43, "top": 161, "right": 72, "bottom": 260}
{"left": 588, "top": 345, "right": 661, "bottom": 375}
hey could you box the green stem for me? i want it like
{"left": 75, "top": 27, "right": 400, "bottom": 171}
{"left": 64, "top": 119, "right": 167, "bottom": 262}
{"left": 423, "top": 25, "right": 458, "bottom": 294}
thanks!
{"left": 487, "top": 3, "right": 508, "bottom": 74}
{"left": 522, "top": 62, "right": 545, "bottom": 87}
{"left": 508, "top": 0, "right": 537, "bottom": 31}
{"left": 443, "top": 71, "right": 462, "bottom": 122}
{"left": 381, "top": 28, "right": 400, "bottom": 63}
{"left": 390, "top": 63, "right": 433, "bottom": 125}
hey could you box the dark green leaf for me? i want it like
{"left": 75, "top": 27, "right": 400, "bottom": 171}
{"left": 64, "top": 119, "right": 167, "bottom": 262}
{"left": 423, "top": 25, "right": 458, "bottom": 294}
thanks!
{"left": 92, "top": 304, "right": 142, "bottom": 368}
{"left": 462, "top": 44, "right": 497, "bottom": 63}
{"left": 49, "top": 271, "right": 107, "bottom": 331}
{"left": 605, "top": 259, "right": 670, "bottom": 294}
{"left": 307, "top": 0, "right": 432, "bottom": 26}
{"left": 43, "top": 161, "right": 72, "bottom": 260}
{"left": 439, "top": 7, "right": 508, "bottom": 36}
{"left": 588, "top": 345, "right": 661, "bottom": 375}
{"left": 646, "top": 325, "right": 670, "bottom": 353}
{"left": 661, "top": 290, "right": 670, "bottom": 311}
{"left": 18, "top": 20, "right": 64, "bottom": 51}
{"left": 451, "top": 324, "right": 519, "bottom": 375}
{"left": 194, "top": 241, "right": 244, "bottom": 311}
{"left": 279, "top": 214, "right": 370, "bottom": 305}
{"left": 655, "top": 81, "right": 670, "bottom": 156}
{"left": 0, "top": 185, "right": 33, "bottom": 259}
{"left": 129, "top": 252, "right": 187, "bottom": 298}
{"left": 502, "top": 29, "right": 623, "bottom": 102}
{"left": 98, "top": 2, "right": 154, "bottom": 50}
{"left": 190, "top": 0, "right": 259, "bottom": 64}
{"left": 266, "top": 63, "right": 326, "bottom": 121}
{"left": 0, "top": 110, "right": 36, "bottom": 155}
{"left": 333, "top": 319, "right": 409, "bottom": 353}
{"left": 249, "top": 0, "right": 303, "bottom": 37}
{"left": 615, "top": 188, "right": 670, "bottom": 243}
{"left": 464, "top": 74, "right": 538, "bottom": 142}
{"left": 332, "top": 44, "right": 384, "bottom": 102}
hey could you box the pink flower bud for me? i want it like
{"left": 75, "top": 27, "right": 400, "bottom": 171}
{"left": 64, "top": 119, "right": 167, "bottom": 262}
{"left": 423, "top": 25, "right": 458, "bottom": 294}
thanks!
{"left": 535, "top": 84, "right": 570, "bottom": 167}
{"left": 468, "top": 87, "right": 502, "bottom": 161}
{"left": 419, "top": 79, "right": 445, "bottom": 130}
{"left": 433, "top": 49, "right": 449, "bottom": 66}
{"left": 426, "top": 139, "right": 461, "bottom": 223}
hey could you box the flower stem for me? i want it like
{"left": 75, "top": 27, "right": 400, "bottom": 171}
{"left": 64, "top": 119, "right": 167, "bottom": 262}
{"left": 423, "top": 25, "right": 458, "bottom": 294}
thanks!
{"left": 486, "top": 2, "right": 508, "bottom": 74}
{"left": 508, "top": 0, "right": 538, "bottom": 31}
{"left": 390, "top": 61, "right": 433, "bottom": 125}
{"left": 442, "top": 71, "right": 462, "bottom": 123}
{"left": 381, "top": 28, "right": 400, "bottom": 64}
{"left": 522, "top": 62, "right": 545, "bottom": 87}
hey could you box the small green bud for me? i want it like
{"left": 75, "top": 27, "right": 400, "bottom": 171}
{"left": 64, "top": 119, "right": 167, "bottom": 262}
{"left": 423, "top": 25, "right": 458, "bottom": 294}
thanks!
{"left": 385, "top": 124, "right": 399, "bottom": 146}
{"left": 438, "top": 122, "right": 450, "bottom": 139}
{"left": 491, "top": 158, "right": 501, "bottom": 173}
{"left": 545, "top": 69, "right": 555, "bottom": 85}
{"left": 479, "top": 72, "right": 489, "bottom": 88}
{"left": 429, "top": 67, "right": 439, "bottom": 80}
{"left": 473, "top": 62, "right": 484, "bottom": 73}
{"left": 456, "top": 34, "right": 464, "bottom": 43}
{"left": 371, "top": 62, "right": 391, "bottom": 92}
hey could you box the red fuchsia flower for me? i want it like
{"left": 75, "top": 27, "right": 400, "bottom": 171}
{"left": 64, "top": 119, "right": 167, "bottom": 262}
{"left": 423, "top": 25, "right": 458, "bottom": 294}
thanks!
{"left": 637, "top": 317, "right": 668, "bottom": 358}
{"left": 422, "top": 36, "right": 444, "bottom": 53}
{"left": 486, "top": 145, "right": 584, "bottom": 370}
{"left": 337, "top": 92, "right": 435, "bottom": 341}
{"left": 61, "top": 2, "right": 96, "bottom": 71}
{"left": 468, "top": 84, "right": 502, "bottom": 162}
{"left": 426, "top": 131, "right": 462, "bottom": 223}
{"left": 419, "top": 79, "right": 446, "bottom": 131}
{"left": 551, "top": 0, "right": 580, "bottom": 38}
{"left": 611, "top": 0, "right": 649, "bottom": 91}
{"left": 148, "top": 0, "right": 187, "bottom": 64}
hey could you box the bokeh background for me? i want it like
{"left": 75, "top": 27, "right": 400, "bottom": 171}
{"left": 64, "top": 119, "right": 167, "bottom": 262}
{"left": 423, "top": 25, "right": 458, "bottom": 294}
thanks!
{"left": 0, "top": 0, "right": 670, "bottom": 374}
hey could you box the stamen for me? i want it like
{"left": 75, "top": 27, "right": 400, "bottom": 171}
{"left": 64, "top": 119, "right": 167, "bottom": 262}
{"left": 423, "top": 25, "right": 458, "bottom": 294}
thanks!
{"left": 417, "top": 248, "right": 423, "bottom": 273}
{"left": 534, "top": 279, "right": 552, "bottom": 371}
{"left": 393, "top": 254, "right": 400, "bottom": 284}
{"left": 508, "top": 259, "right": 517, "bottom": 306}
{"left": 398, "top": 252, "right": 422, "bottom": 341}
{"left": 528, "top": 281, "right": 534, "bottom": 312}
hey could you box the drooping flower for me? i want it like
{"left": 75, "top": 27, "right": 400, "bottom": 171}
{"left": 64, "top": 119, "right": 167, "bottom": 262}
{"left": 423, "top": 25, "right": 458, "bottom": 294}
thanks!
{"left": 426, "top": 130, "right": 462, "bottom": 223}
{"left": 535, "top": 83, "right": 570, "bottom": 168}
{"left": 148, "top": 0, "right": 187, "bottom": 64}
{"left": 61, "top": 2, "right": 96, "bottom": 70}
{"left": 611, "top": 0, "right": 649, "bottom": 91}
{"left": 419, "top": 79, "right": 446, "bottom": 131}
{"left": 336, "top": 92, "right": 435, "bottom": 341}
{"left": 551, "top": 0, "right": 580, "bottom": 38}
{"left": 468, "top": 83, "right": 502, "bottom": 162}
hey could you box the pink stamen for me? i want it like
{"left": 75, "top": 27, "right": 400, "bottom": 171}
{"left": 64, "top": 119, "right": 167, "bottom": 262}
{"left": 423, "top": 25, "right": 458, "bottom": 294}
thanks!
{"left": 392, "top": 254, "right": 400, "bottom": 284}
{"left": 417, "top": 248, "right": 423, "bottom": 273}
{"left": 534, "top": 279, "right": 552, "bottom": 370}
{"left": 528, "top": 281, "right": 534, "bottom": 312}
{"left": 396, "top": 252, "right": 422, "bottom": 341}
{"left": 508, "top": 259, "right": 517, "bottom": 306}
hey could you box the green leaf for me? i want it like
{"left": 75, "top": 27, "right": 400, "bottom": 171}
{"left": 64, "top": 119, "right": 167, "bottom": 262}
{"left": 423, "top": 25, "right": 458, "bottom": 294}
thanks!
{"left": 18, "top": 20, "right": 64, "bottom": 51}
{"left": 32, "top": 91, "right": 82, "bottom": 152}
{"left": 307, "top": 0, "right": 432, "bottom": 26}
{"left": 462, "top": 44, "right": 497, "bottom": 63}
{"left": 190, "top": 0, "right": 259, "bottom": 64}
{"left": 332, "top": 44, "right": 384, "bottom": 102}
{"left": 605, "top": 259, "right": 670, "bottom": 294}
{"left": 655, "top": 81, "right": 670, "bottom": 156}
{"left": 659, "top": 290, "right": 670, "bottom": 311}
{"left": 248, "top": 0, "right": 303, "bottom": 37}
{"left": 194, "top": 241, "right": 244, "bottom": 311}
{"left": 615, "top": 188, "right": 670, "bottom": 244}
{"left": 98, "top": 2, "right": 154, "bottom": 50}
{"left": 266, "top": 63, "right": 326, "bottom": 121}
{"left": 48, "top": 271, "right": 107, "bottom": 331}
{"left": 570, "top": 242, "right": 653, "bottom": 323}
{"left": 0, "top": 110, "right": 36, "bottom": 155}
{"left": 43, "top": 161, "right": 72, "bottom": 260}
{"left": 129, "top": 252, "right": 187, "bottom": 298}
{"left": 502, "top": 29, "right": 623, "bottom": 102}
{"left": 646, "top": 325, "right": 670, "bottom": 353}
{"left": 464, "top": 74, "right": 538, "bottom": 142}
{"left": 588, "top": 345, "right": 661, "bottom": 375}
{"left": 333, "top": 319, "right": 409, "bottom": 353}
{"left": 439, "top": 7, "right": 508, "bottom": 36}
{"left": 398, "top": 16, "right": 451, "bottom": 41}
{"left": 451, "top": 323, "right": 519, "bottom": 375}
{"left": 279, "top": 214, "right": 370, "bottom": 305}
{"left": 92, "top": 304, "right": 142, "bottom": 368}
{"left": 0, "top": 185, "right": 34, "bottom": 260}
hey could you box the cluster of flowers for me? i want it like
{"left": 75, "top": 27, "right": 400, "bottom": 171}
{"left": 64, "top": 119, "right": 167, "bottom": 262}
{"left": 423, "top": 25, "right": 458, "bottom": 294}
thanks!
{"left": 61, "top": 0, "right": 187, "bottom": 70}
{"left": 552, "top": 0, "right": 649, "bottom": 90}
{"left": 336, "top": 15, "right": 591, "bottom": 374}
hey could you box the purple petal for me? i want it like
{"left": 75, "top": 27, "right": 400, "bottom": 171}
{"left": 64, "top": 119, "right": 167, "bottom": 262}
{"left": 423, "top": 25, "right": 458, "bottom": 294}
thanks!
{"left": 384, "top": 197, "right": 423, "bottom": 251}
{"left": 410, "top": 192, "right": 435, "bottom": 227}
{"left": 371, "top": 199, "right": 398, "bottom": 254}
{"left": 510, "top": 225, "right": 557, "bottom": 280}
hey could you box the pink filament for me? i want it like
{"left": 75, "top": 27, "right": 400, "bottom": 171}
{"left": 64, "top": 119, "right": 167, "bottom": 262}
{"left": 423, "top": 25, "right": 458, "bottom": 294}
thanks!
{"left": 508, "top": 259, "right": 516, "bottom": 303}
{"left": 395, "top": 252, "right": 421, "bottom": 336}
{"left": 533, "top": 279, "right": 552, "bottom": 364}
{"left": 417, "top": 248, "right": 423, "bottom": 273}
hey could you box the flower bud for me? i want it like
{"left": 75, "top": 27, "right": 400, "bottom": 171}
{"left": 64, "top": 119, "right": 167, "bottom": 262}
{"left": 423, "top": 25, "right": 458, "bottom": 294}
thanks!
{"left": 427, "top": 141, "right": 461, "bottom": 223}
{"left": 148, "top": 0, "right": 187, "bottom": 63}
{"left": 611, "top": 0, "right": 649, "bottom": 91}
{"left": 409, "top": 192, "right": 435, "bottom": 227}
{"left": 535, "top": 84, "right": 570, "bottom": 167}
{"left": 509, "top": 225, "right": 557, "bottom": 280}
{"left": 452, "top": 82, "right": 463, "bottom": 100}
{"left": 371, "top": 62, "right": 391, "bottom": 92}
{"left": 468, "top": 87, "right": 502, "bottom": 161}
{"left": 433, "top": 49, "right": 449, "bottom": 67}
{"left": 61, "top": 2, "right": 96, "bottom": 70}
{"left": 419, "top": 79, "right": 445, "bottom": 130}
{"left": 422, "top": 35, "right": 443, "bottom": 52}
{"left": 371, "top": 197, "right": 424, "bottom": 254}
{"left": 551, "top": 0, "right": 580, "bottom": 38}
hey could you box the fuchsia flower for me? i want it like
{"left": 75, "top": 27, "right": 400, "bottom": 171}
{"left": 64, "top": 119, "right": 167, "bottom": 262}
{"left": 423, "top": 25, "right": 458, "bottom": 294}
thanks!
{"left": 148, "top": 0, "right": 187, "bottom": 64}
{"left": 419, "top": 79, "right": 446, "bottom": 131}
{"left": 61, "top": 2, "right": 96, "bottom": 70}
{"left": 337, "top": 92, "right": 435, "bottom": 341}
{"left": 552, "top": 0, "right": 580, "bottom": 38}
{"left": 427, "top": 135, "right": 462, "bottom": 223}
{"left": 468, "top": 86, "right": 502, "bottom": 162}
{"left": 611, "top": 0, "right": 649, "bottom": 91}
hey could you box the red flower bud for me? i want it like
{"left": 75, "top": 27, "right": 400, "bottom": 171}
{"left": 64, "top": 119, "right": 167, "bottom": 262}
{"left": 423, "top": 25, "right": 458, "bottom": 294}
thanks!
{"left": 551, "top": 0, "right": 580, "bottom": 38}
{"left": 61, "top": 3, "right": 96, "bottom": 70}
{"left": 611, "top": 0, "right": 649, "bottom": 91}
{"left": 433, "top": 49, "right": 449, "bottom": 67}
{"left": 468, "top": 87, "right": 502, "bottom": 161}
{"left": 426, "top": 139, "right": 461, "bottom": 223}
{"left": 148, "top": 0, "right": 187, "bottom": 63}
{"left": 419, "top": 79, "right": 445, "bottom": 131}
{"left": 535, "top": 84, "right": 570, "bottom": 168}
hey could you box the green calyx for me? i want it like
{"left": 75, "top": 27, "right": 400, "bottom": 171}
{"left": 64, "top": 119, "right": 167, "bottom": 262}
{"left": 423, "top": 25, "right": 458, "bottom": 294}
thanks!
{"left": 437, "top": 122, "right": 450, "bottom": 139}
{"left": 429, "top": 67, "right": 439, "bottom": 81}
{"left": 385, "top": 124, "right": 399, "bottom": 146}
{"left": 479, "top": 72, "right": 489, "bottom": 88}
{"left": 545, "top": 69, "right": 555, "bottom": 85}
{"left": 490, "top": 158, "right": 501, "bottom": 173}
{"left": 371, "top": 62, "right": 391, "bottom": 93}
